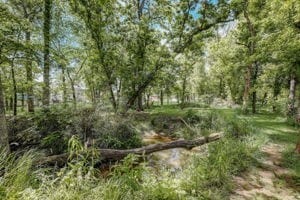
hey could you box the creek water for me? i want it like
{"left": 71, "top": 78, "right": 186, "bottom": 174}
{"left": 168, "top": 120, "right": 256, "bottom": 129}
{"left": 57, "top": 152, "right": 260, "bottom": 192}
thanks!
{"left": 142, "top": 131, "right": 206, "bottom": 170}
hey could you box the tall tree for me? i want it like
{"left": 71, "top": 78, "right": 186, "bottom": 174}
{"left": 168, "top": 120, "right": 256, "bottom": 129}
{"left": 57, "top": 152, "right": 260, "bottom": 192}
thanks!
{"left": 0, "top": 72, "right": 9, "bottom": 151}
{"left": 42, "top": 0, "right": 52, "bottom": 106}
{"left": 8, "top": 0, "right": 42, "bottom": 112}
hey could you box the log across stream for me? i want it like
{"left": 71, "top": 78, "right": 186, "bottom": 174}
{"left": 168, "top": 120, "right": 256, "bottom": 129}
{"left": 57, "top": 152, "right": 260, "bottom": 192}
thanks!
{"left": 38, "top": 133, "right": 222, "bottom": 167}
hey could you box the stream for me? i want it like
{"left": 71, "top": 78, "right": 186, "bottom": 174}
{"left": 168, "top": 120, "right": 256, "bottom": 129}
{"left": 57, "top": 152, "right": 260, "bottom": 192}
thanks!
{"left": 143, "top": 130, "right": 206, "bottom": 170}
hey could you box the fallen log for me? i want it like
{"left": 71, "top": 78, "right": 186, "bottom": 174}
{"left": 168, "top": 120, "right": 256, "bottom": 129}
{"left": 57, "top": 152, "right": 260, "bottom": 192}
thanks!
{"left": 38, "top": 133, "right": 222, "bottom": 167}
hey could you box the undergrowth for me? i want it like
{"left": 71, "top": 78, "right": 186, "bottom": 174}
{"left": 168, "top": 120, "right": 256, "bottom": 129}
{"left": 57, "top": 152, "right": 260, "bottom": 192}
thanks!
{"left": 1, "top": 106, "right": 265, "bottom": 200}
{"left": 0, "top": 119, "right": 261, "bottom": 200}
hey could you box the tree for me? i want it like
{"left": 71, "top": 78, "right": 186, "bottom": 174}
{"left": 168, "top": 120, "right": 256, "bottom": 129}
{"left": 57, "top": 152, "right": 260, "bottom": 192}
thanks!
{"left": 6, "top": 0, "right": 43, "bottom": 113}
{"left": 42, "top": 0, "right": 52, "bottom": 106}
{"left": 0, "top": 72, "right": 9, "bottom": 151}
{"left": 261, "top": 0, "right": 300, "bottom": 119}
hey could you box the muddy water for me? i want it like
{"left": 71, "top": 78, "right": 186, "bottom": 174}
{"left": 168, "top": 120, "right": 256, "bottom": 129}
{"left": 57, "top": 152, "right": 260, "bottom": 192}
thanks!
{"left": 143, "top": 131, "right": 206, "bottom": 170}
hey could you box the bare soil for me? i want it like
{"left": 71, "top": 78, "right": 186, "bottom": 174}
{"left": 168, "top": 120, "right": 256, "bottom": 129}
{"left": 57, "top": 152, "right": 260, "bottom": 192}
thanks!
{"left": 231, "top": 143, "right": 300, "bottom": 200}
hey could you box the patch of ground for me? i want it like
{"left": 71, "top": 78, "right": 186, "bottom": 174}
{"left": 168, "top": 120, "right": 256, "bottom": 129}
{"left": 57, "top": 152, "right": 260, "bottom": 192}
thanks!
{"left": 231, "top": 143, "right": 300, "bottom": 200}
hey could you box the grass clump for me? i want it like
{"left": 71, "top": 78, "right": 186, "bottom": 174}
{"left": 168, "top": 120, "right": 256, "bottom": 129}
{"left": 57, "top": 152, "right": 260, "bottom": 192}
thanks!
{"left": 0, "top": 149, "right": 36, "bottom": 200}
{"left": 181, "top": 136, "right": 259, "bottom": 199}
{"left": 224, "top": 114, "right": 256, "bottom": 138}
{"left": 281, "top": 148, "right": 300, "bottom": 188}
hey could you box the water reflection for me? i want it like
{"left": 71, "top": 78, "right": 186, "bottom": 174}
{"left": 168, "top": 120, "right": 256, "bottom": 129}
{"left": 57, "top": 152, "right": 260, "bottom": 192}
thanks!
{"left": 143, "top": 131, "right": 201, "bottom": 170}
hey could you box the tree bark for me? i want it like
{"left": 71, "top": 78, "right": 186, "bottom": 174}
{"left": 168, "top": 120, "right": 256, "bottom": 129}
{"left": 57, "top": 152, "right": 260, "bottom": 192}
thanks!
{"left": 181, "top": 75, "right": 187, "bottom": 108}
{"left": 61, "top": 64, "right": 67, "bottom": 106}
{"left": 251, "top": 63, "right": 259, "bottom": 113}
{"left": 25, "top": 32, "right": 35, "bottom": 113}
{"left": 0, "top": 73, "right": 10, "bottom": 152}
{"left": 272, "top": 73, "right": 283, "bottom": 112}
{"left": 287, "top": 74, "right": 296, "bottom": 117}
{"left": 137, "top": 92, "right": 143, "bottom": 111}
{"left": 160, "top": 89, "right": 164, "bottom": 106}
{"left": 42, "top": 0, "right": 52, "bottom": 106}
{"left": 242, "top": 66, "right": 251, "bottom": 112}
{"left": 21, "top": 92, "right": 25, "bottom": 111}
{"left": 11, "top": 59, "right": 17, "bottom": 116}
{"left": 109, "top": 84, "right": 117, "bottom": 112}
{"left": 37, "top": 133, "right": 222, "bottom": 166}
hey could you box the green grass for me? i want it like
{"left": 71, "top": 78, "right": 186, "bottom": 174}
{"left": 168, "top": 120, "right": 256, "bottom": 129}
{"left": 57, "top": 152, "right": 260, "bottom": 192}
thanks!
{"left": 241, "top": 112, "right": 299, "bottom": 145}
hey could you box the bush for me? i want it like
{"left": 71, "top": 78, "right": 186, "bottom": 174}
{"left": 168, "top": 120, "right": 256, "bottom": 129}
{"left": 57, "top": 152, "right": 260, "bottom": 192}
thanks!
{"left": 184, "top": 109, "right": 201, "bottom": 124}
{"left": 150, "top": 115, "right": 182, "bottom": 134}
{"left": 225, "top": 115, "right": 255, "bottom": 138}
{"left": 71, "top": 107, "right": 97, "bottom": 141}
{"left": 34, "top": 107, "right": 73, "bottom": 136}
{"left": 96, "top": 122, "right": 142, "bottom": 149}
{"left": 41, "top": 132, "right": 68, "bottom": 154}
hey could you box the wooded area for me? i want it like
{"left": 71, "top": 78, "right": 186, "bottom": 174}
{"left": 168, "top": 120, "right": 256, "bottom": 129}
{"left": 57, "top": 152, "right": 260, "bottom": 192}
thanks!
{"left": 0, "top": 0, "right": 299, "bottom": 199}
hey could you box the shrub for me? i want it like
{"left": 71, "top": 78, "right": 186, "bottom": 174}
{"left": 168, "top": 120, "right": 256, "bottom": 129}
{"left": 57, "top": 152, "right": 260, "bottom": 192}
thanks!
{"left": 184, "top": 109, "right": 201, "bottom": 124}
{"left": 34, "top": 107, "right": 73, "bottom": 136}
{"left": 96, "top": 122, "right": 142, "bottom": 149}
{"left": 41, "top": 132, "right": 68, "bottom": 154}
{"left": 225, "top": 115, "right": 255, "bottom": 138}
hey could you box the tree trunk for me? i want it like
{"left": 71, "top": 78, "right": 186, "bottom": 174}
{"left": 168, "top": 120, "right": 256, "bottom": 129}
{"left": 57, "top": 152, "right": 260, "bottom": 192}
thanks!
{"left": 61, "top": 64, "right": 67, "bottom": 106}
{"left": 11, "top": 60, "right": 17, "bottom": 116}
{"left": 109, "top": 84, "right": 117, "bottom": 112}
{"left": 42, "top": 0, "right": 52, "bottom": 106}
{"left": 38, "top": 133, "right": 222, "bottom": 166}
{"left": 242, "top": 1, "right": 257, "bottom": 113}
{"left": 25, "top": 32, "right": 35, "bottom": 113}
{"left": 261, "top": 92, "right": 267, "bottom": 106}
{"left": 181, "top": 75, "right": 187, "bottom": 108}
{"left": 272, "top": 73, "right": 282, "bottom": 112}
{"left": 71, "top": 81, "right": 76, "bottom": 108}
{"left": 21, "top": 92, "right": 25, "bottom": 111}
{"left": 287, "top": 74, "right": 296, "bottom": 117}
{"left": 251, "top": 63, "right": 259, "bottom": 113}
{"left": 242, "top": 66, "right": 251, "bottom": 112}
{"left": 137, "top": 92, "right": 143, "bottom": 111}
{"left": 295, "top": 92, "right": 300, "bottom": 153}
{"left": 0, "top": 73, "right": 10, "bottom": 152}
{"left": 5, "top": 98, "right": 9, "bottom": 112}
{"left": 160, "top": 89, "right": 164, "bottom": 106}
{"left": 9, "top": 97, "right": 13, "bottom": 111}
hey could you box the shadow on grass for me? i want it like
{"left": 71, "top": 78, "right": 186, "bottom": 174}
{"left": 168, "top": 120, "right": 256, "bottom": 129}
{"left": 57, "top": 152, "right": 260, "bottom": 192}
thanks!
{"left": 241, "top": 112, "right": 299, "bottom": 145}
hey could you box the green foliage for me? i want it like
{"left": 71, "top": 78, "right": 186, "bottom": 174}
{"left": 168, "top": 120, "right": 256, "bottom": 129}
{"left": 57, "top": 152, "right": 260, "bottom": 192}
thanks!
{"left": 184, "top": 109, "right": 201, "bottom": 124}
{"left": 111, "top": 154, "right": 144, "bottom": 193}
{"left": 41, "top": 132, "right": 68, "bottom": 154}
{"left": 97, "top": 123, "right": 142, "bottom": 149}
{"left": 34, "top": 107, "right": 72, "bottom": 136}
{"left": 0, "top": 149, "right": 35, "bottom": 200}
{"left": 225, "top": 115, "right": 255, "bottom": 138}
{"left": 181, "top": 137, "right": 258, "bottom": 199}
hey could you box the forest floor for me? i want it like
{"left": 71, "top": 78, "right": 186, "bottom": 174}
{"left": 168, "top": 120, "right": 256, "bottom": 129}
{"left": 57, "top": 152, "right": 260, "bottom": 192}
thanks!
{"left": 230, "top": 113, "right": 300, "bottom": 200}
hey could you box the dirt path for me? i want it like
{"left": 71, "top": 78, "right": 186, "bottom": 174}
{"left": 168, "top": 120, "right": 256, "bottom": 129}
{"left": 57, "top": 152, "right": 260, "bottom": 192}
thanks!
{"left": 231, "top": 143, "right": 300, "bottom": 200}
